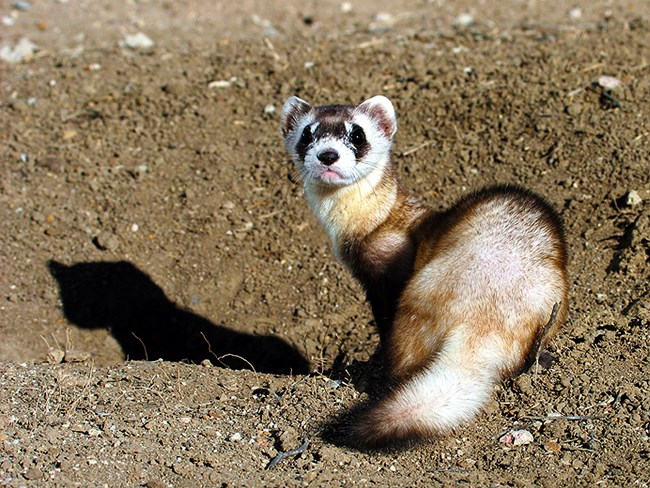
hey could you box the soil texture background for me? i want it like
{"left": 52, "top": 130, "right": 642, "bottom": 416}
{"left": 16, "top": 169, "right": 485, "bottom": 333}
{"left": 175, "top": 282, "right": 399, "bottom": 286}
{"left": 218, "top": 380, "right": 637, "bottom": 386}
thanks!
{"left": 1, "top": 0, "right": 649, "bottom": 486}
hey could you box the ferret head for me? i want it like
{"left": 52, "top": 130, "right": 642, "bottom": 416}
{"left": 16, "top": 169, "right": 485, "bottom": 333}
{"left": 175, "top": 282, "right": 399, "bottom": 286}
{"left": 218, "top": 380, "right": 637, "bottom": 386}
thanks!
{"left": 281, "top": 96, "right": 397, "bottom": 187}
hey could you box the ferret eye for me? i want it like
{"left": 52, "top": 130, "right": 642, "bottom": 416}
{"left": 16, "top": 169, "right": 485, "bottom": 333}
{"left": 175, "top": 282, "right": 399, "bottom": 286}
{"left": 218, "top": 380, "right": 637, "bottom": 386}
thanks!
{"left": 299, "top": 126, "right": 313, "bottom": 145}
{"left": 350, "top": 124, "right": 366, "bottom": 147}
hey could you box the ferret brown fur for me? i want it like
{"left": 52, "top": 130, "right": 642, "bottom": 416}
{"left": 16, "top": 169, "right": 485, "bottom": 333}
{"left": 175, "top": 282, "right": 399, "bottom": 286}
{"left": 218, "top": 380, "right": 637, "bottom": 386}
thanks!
{"left": 281, "top": 95, "right": 568, "bottom": 448}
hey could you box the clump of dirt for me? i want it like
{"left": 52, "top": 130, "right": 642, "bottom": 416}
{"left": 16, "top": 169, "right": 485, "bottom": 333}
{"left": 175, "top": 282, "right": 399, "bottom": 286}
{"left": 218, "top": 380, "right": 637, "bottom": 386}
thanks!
{"left": 1, "top": 0, "right": 648, "bottom": 486}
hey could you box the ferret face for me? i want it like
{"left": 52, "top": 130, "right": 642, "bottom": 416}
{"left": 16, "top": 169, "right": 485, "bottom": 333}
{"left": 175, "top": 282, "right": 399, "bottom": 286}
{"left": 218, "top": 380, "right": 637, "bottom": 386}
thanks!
{"left": 281, "top": 96, "right": 397, "bottom": 187}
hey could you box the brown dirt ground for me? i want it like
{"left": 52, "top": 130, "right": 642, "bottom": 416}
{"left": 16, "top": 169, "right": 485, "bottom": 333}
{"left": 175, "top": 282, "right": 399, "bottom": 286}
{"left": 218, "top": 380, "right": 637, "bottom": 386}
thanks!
{"left": 1, "top": 0, "right": 649, "bottom": 486}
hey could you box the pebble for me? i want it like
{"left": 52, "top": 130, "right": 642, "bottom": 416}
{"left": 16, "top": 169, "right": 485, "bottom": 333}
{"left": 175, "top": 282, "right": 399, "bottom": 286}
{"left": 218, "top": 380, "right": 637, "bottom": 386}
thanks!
{"left": 544, "top": 440, "right": 562, "bottom": 453}
{"left": 340, "top": 2, "right": 352, "bottom": 13}
{"left": 229, "top": 432, "right": 242, "bottom": 442}
{"left": 24, "top": 468, "right": 41, "bottom": 480}
{"left": 62, "top": 130, "right": 77, "bottom": 140}
{"left": 453, "top": 13, "right": 474, "bottom": 27}
{"left": 95, "top": 232, "right": 120, "bottom": 252}
{"left": 11, "top": 99, "right": 29, "bottom": 112}
{"left": 0, "top": 37, "right": 37, "bottom": 63}
{"left": 264, "top": 104, "right": 276, "bottom": 116}
{"left": 325, "top": 378, "right": 342, "bottom": 389}
{"left": 369, "top": 12, "right": 394, "bottom": 32}
{"left": 250, "top": 15, "right": 277, "bottom": 36}
{"left": 624, "top": 190, "right": 642, "bottom": 207}
{"left": 123, "top": 32, "right": 154, "bottom": 50}
{"left": 597, "top": 75, "right": 621, "bottom": 90}
{"left": 208, "top": 80, "right": 232, "bottom": 89}
{"left": 569, "top": 7, "right": 582, "bottom": 19}
{"left": 499, "top": 429, "right": 534, "bottom": 446}
{"left": 12, "top": 1, "right": 31, "bottom": 11}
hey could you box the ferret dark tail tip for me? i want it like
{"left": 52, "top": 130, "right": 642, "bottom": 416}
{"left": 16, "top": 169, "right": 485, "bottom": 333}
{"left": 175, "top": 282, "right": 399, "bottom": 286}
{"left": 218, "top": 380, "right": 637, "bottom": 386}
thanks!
{"left": 320, "top": 401, "right": 422, "bottom": 452}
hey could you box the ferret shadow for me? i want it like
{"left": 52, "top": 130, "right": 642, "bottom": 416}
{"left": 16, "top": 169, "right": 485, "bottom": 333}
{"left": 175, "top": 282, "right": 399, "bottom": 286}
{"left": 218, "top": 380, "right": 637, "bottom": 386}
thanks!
{"left": 48, "top": 260, "right": 310, "bottom": 375}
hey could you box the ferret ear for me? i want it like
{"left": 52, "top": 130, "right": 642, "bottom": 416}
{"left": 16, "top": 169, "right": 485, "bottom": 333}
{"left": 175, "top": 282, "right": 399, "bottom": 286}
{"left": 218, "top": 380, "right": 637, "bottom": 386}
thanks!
{"left": 281, "top": 96, "right": 312, "bottom": 138}
{"left": 356, "top": 96, "right": 397, "bottom": 140}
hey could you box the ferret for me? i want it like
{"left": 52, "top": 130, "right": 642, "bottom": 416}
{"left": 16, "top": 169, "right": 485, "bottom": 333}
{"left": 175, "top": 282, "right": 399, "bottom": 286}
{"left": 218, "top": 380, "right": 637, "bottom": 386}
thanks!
{"left": 280, "top": 95, "right": 569, "bottom": 448}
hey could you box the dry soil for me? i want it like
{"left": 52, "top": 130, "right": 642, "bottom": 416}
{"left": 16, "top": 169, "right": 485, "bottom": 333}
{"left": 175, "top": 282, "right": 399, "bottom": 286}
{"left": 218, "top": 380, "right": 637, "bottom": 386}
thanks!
{"left": 0, "top": 0, "right": 649, "bottom": 486}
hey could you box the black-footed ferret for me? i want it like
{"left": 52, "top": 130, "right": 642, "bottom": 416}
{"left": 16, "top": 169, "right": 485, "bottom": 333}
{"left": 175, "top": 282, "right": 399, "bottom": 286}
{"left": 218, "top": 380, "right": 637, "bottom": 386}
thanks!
{"left": 280, "top": 95, "right": 569, "bottom": 448}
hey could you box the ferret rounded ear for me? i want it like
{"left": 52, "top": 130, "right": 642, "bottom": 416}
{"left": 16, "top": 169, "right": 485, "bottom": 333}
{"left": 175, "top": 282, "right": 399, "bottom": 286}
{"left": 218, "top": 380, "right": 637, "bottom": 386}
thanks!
{"left": 281, "top": 96, "right": 312, "bottom": 137}
{"left": 356, "top": 96, "right": 397, "bottom": 140}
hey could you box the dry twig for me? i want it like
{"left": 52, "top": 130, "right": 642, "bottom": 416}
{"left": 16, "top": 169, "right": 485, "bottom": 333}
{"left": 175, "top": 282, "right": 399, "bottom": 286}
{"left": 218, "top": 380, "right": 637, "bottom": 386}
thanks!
{"left": 266, "top": 437, "right": 310, "bottom": 469}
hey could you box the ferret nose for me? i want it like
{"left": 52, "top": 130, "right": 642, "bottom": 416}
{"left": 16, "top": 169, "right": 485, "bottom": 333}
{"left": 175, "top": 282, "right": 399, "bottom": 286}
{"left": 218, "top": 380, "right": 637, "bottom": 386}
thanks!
{"left": 317, "top": 149, "right": 340, "bottom": 166}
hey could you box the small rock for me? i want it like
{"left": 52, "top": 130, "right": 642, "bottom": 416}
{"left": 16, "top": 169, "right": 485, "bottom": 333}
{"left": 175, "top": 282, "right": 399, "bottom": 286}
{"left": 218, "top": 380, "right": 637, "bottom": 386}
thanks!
{"left": 453, "top": 13, "right": 474, "bottom": 28}
{"left": 62, "top": 130, "right": 77, "bottom": 140}
{"left": 12, "top": 1, "right": 31, "bottom": 11}
{"left": 624, "top": 190, "right": 642, "bottom": 207}
{"left": 11, "top": 99, "right": 29, "bottom": 112}
{"left": 123, "top": 32, "right": 154, "bottom": 50}
{"left": 94, "top": 232, "right": 120, "bottom": 252}
{"left": 325, "top": 378, "right": 342, "bottom": 389}
{"left": 514, "top": 374, "right": 533, "bottom": 395}
{"left": 597, "top": 75, "right": 621, "bottom": 90}
{"left": 0, "top": 37, "right": 37, "bottom": 63}
{"left": 208, "top": 80, "right": 232, "bottom": 89}
{"left": 340, "top": 2, "right": 352, "bottom": 13}
{"left": 87, "top": 428, "right": 102, "bottom": 437}
{"left": 24, "top": 468, "right": 41, "bottom": 480}
{"left": 569, "top": 7, "right": 582, "bottom": 19}
{"left": 369, "top": 12, "right": 394, "bottom": 32}
{"left": 544, "top": 439, "right": 562, "bottom": 453}
{"left": 264, "top": 104, "right": 276, "bottom": 116}
{"left": 250, "top": 15, "right": 277, "bottom": 36}
{"left": 229, "top": 432, "right": 242, "bottom": 442}
{"left": 499, "top": 429, "right": 534, "bottom": 446}
{"left": 566, "top": 102, "right": 583, "bottom": 116}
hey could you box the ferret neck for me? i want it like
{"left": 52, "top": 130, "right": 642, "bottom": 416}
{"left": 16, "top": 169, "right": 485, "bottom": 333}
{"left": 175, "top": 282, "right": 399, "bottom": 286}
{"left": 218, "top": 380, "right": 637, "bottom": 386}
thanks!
{"left": 304, "top": 157, "right": 399, "bottom": 244}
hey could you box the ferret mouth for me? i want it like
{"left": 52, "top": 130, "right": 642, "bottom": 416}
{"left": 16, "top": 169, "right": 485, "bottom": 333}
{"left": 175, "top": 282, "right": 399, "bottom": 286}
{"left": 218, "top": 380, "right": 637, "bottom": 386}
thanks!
{"left": 316, "top": 167, "right": 346, "bottom": 185}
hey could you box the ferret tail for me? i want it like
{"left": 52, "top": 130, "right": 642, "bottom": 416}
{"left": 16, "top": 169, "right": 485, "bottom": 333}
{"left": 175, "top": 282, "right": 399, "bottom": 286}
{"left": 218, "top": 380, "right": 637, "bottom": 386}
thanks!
{"left": 349, "top": 359, "right": 498, "bottom": 449}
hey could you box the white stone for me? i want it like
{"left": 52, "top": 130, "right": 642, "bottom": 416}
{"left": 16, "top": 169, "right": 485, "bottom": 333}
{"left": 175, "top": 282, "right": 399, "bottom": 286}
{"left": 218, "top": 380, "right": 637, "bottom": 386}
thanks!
{"left": 124, "top": 32, "right": 154, "bottom": 49}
